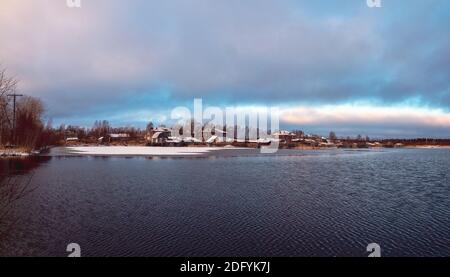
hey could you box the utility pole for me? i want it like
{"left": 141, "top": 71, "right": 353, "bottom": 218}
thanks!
{"left": 7, "top": 93, "right": 23, "bottom": 146}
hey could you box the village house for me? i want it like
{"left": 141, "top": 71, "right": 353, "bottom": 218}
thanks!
{"left": 98, "top": 133, "right": 130, "bottom": 144}
{"left": 65, "top": 137, "right": 79, "bottom": 145}
{"left": 110, "top": 133, "right": 130, "bottom": 140}
{"left": 146, "top": 128, "right": 172, "bottom": 144}
{"left": 272, "top": 130, "right": 296, "bottom": 143}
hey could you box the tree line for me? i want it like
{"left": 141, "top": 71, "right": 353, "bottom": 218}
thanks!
{"left": 0, "top": 68, "right": 46, "bottom": 150}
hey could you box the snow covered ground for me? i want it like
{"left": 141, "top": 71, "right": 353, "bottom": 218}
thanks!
{"left": 63, "top": 146, "right": 229, "bottom": 156}
{"left": 0, "top": 150, "right": 30, "bottom": 157}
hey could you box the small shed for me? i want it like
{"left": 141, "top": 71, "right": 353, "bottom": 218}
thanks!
{"left": 66, "top": 137, "right": 79, "bottom": 142}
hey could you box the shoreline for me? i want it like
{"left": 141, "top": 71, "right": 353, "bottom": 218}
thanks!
{"left": 41, "top": 145, "right": 450, "bottom": 157}
{"left": 0, "top": 149, "right": 30, "bottom": 157}
{"left": 36, "top": 146, "right": 377, "bottom": 159}
{"left": 407, "top": 145, "right": 450, "bottom": 149}
{"left": 2, "top": 145, "right": 450, "bottom": 158}
{"left": 48, "top": 146, "right": 252, "bottom": 157}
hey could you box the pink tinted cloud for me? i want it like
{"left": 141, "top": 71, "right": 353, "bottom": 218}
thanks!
{"left": 281, "top": 105, "right": 450, "bottom": 128}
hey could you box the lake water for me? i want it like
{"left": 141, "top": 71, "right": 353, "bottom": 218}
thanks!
{"left": 0, "top": 149, "right": 449, "bottom": 257}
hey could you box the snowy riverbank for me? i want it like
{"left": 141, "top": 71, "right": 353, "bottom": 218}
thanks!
{"left": 51, "top": 146, "right": 244, "bottom": 157}
{"left": 0, "top": 150, "right": 30, "bottom": 157}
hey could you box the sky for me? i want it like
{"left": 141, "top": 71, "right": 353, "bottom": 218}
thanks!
{"left": 0, "top": 0, "right": 449, "bottom": 138}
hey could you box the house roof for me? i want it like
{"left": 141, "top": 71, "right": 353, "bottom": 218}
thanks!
{"left": 273, "top": 130, "right": 295, "bottom": 136}
{"left": 153, "top": 128, "right": 171, "bottom": 133}
{"left": 110, "top": 134, "right": 129, "bottom": 138}
{"left": 152, "top": 132, "right": 163, "bottom": 139}
{"left": 206, "top": 135, "right": 219, "bottom": 143}
{"left": 183, "top": 137, "right": 202, "bottom": 143}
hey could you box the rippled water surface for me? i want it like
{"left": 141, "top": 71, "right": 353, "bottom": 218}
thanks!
{"left": 0, "top": 149, "right": 449, "bottom": 256}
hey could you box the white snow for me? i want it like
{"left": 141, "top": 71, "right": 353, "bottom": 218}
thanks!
{"left": 65, "top": 146, "right": 225, "bottom": 156}
{"left": 0, "top": 150, "right": 30, "bottom": 157}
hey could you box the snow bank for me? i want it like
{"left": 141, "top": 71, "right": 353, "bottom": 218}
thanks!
{"left": 0, "top": 150, "right": 30, "bottom": 157}
{"left": 65, "top": 146, "right": 223, "bottom": 156}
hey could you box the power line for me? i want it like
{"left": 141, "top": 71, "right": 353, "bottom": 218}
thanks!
{"left": 7, "top": 93, "right": 23, "bottom": 145}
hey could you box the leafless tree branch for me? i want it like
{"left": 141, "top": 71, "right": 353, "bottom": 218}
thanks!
{"left": 0, "top": 172, "right": 36, "bottom": 239}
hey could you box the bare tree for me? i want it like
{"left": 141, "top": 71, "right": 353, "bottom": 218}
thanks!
{"left": 0, "top": 67, "right": 18, "bottom": 145}
{"left": 15, "top": 96, "right": 45, "bottom": 150}
{"left": 1, "top": 67, "right": 48, "bottom": 150}
{"left": 146, "top": 121, "right": 154, "bottom": 133}
{"left": 91, "top": 120, "right": 111, "bottom": 138}
{"left": 0, "top": 171, "right": 36, "bottom": 239}
{"left": 329, "top": 131, "right": 337, "bottom": 141}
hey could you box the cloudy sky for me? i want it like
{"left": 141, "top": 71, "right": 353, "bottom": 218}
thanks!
{"left": 1, "top": 0, "right": 449, "bottom": 137}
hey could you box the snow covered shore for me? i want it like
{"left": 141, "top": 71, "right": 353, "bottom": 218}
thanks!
{"left": 0, "top": 150, "right": 30, "bottom": 157}
{"left": 62, "top": 146, "right": 228, "bottom": 156}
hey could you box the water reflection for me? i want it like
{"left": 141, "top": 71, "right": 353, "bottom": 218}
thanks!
{"left": 0, "top": 156, "right": 51, "bottom": 176}
{"left": 0, "top": 157, "right": 50, "bottom": 239}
